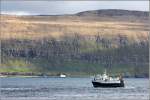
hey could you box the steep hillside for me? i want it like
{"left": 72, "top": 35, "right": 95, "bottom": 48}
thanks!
{"left": 0, "top": 9, "right": 149, "bottom": 77}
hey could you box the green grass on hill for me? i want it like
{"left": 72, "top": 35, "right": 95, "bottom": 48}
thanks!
{"left": 1, "top": 57, "right": 148, "bottom": 77}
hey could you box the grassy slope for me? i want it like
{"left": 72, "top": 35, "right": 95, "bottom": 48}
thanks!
{"left": 1, "top": 14, "right": 148, "bottom": 40}
{"left": 1, "top": 57, "right": 148, "bottom": 76}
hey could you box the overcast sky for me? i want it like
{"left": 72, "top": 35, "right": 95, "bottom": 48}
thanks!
{"left": 1, "top": 1, "right": 149, "bottom": 15}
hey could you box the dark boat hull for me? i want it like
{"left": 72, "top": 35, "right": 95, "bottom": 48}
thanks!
{"left": 92, "top": 80, "right": 124, "bottom": 88}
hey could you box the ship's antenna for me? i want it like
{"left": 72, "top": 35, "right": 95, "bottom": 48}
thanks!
{"left": 104, "top": 69, "right": 107, "bottom": 75}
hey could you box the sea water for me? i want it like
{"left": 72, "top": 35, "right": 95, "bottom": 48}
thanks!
{"left": 0, "top": 77, "right": 149, "bottom": 100}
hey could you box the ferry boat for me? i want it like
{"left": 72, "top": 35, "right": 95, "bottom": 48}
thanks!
{"left": 92, "top": 70, "right": 124, "bottom": 88}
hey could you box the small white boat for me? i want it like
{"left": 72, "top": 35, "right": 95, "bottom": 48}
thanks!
{"left": 60, "top": 74, "right": 66, "bottom": 78}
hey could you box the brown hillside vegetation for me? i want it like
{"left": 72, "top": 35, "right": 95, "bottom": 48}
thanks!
{"left": 1, "top": 9, "right": 149, "bottom": 40}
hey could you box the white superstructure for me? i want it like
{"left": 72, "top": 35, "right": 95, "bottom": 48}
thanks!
{"left": 93, "top": 70, "right": 121, "bottom": 83}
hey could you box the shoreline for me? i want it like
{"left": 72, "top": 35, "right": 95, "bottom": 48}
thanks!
{"left": 0, "top": 74, "right": 148, "bottom": 78}
{"left": 0, "top": 72, "right": 148, "bottom": 78}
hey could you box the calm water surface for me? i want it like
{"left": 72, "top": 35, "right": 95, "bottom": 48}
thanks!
{"left": 0, "top": 77, "right": 149, "bottom": 100}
